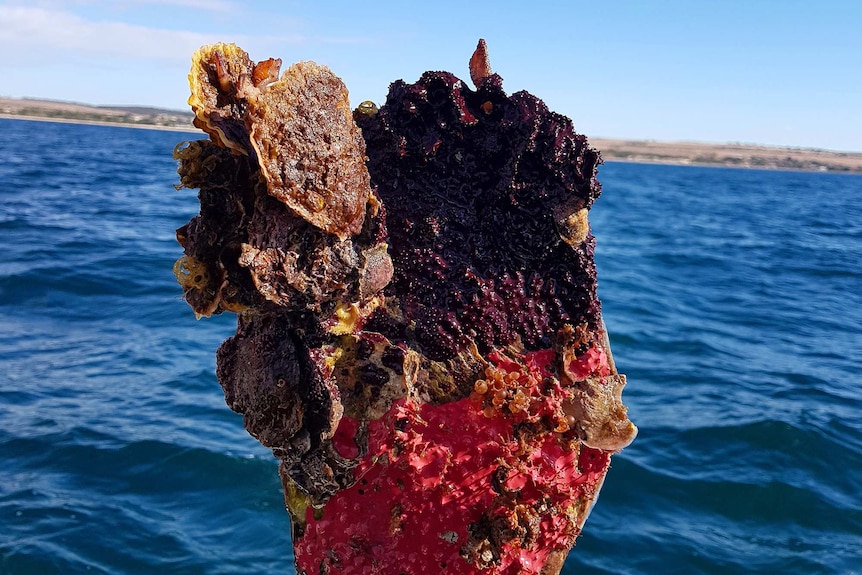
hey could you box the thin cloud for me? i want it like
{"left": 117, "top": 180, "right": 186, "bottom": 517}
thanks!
{"left": 113, "top": 0, "right": 239, "bottom": 12}
{"left": 0, "top": 6, "right": 306, "bottom": 65}
{"left": 1, "top": 0, "right": 238, "bottom": 15}
{"left": 0, "top": 5, "right": 379, "bottom": 68}
{"left": 1, "top": 7, "right": 210, "bottom": 63}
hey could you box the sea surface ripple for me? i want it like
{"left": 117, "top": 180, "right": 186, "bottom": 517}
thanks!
{"left": 0, "top": 118, "right": 860, "bottom": 574}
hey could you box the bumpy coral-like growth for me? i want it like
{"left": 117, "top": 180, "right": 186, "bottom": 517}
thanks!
{"left": 175, "top": 40, "right": 635, "bottom": 575}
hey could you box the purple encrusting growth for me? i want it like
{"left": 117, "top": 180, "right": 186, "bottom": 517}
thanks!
{"left": 355, "top": 71, "right": 604, "bottom": 361}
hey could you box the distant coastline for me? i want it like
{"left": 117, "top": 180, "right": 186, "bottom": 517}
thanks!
{"left": 0, "top": 112, "right": 200, "bottom": 134}
{"left": 591, "top": 138, "right": 862, "bottom": 174}
{"left": 0, "top": 97, "right": 197, "bottom": 133}
{"left": 3, "top": 97, "right": 861, "bottom": 173}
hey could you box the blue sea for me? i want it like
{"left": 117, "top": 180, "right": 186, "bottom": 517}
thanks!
{"left": 0, "top": 117, "right": 859, "bottom": 574}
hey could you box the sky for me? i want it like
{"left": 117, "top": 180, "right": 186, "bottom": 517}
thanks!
{"left": 1, "top": 0, "right": 861, "bottom": 152}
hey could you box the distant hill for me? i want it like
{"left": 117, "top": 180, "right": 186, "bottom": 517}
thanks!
{"left": 0, "top": 97, "right": 195, "bottom": 131}
{"left": 590, "top": 138, "right": 862, "bottom": 174}
{"left": 2, "top": 97, "right": 861, "bottom": 173}
{"left": 98, "top": 104, "right": 195, "bottom": 118}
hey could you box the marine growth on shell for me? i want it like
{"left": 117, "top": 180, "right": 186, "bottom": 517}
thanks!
{"left": 174, "top": 40, "right": 636, "bottom": 575}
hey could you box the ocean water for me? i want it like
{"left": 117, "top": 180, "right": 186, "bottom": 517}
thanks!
{"left": 0, "top": 117, "right": 859, "bottom": 574}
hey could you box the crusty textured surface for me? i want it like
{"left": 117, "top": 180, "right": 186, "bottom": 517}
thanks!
{"left": 247, "top": 61, "right": 369, "bottom": 240}
{"left": 176, "top": 44, "right": 392, "bottom": 502}
{"left": 175, "top": 41, "right": 635, "bottom": 575}
{"left": 186, "top": 43, "right": 370, "bottom": 240}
